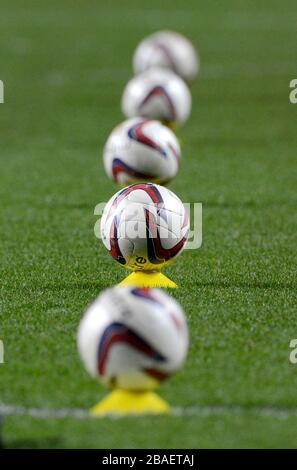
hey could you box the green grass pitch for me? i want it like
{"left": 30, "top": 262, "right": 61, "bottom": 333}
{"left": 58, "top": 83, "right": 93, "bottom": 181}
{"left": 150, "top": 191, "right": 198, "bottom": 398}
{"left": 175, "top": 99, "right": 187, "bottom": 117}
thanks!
{"left": 0, "top": 0, "right": 297, "bottom": 448}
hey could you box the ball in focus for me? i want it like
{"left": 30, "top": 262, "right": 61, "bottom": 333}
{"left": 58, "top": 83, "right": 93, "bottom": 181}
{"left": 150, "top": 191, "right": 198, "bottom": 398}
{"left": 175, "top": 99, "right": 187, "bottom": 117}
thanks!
{"left": 121, "top": 68, "right": 192, "bottom": 126}
{"left": 100, "top": 182, "right": 189, "bottom": 271}
{"left": 77, "top": 286, "right": 189, "bottom": 391}
{"left": 103, "top": 118, "right": 181, "bottom": 186}
{"left": 133, "top": 30, "right": 199, "bottom": 83}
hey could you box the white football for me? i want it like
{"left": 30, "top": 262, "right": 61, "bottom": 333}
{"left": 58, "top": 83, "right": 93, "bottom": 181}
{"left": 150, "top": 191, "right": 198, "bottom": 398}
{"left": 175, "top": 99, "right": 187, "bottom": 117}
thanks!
{"left": 77, "top": 286, "right": 189, "bottom": 391}
{"left": 133, "top": 30, "right": 199, "bottom": 83}
{"left": 103, "top": 118, "right": 181, "bottom": 186}
{"left": 100, "top": 182, "right": 189, "bottom": 271}
{"left": 121, "top": 68, "right": 191, "bottom": 126}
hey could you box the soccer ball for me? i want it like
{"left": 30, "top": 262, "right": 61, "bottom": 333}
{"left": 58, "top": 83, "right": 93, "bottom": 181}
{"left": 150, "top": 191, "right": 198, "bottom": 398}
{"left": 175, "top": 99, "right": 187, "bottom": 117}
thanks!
{"left": 121, "top": 68, "right": 191, "bottom": 126}
{"left": 103, "top": 118, "right": 181, "bottom": 186}
{"left": 133, "top": 30, "right": 199, "bottom": 83}
{"left": 77, "top": 285, "right": 189, "bottom": 391}
{"left": 100, "top": 182, "right": 189, "bottom": 271}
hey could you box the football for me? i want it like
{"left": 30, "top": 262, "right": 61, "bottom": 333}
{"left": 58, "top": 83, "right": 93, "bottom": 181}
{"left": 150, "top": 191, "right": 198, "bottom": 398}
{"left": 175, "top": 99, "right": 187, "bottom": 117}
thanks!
{"left": 100, "top": 182, "right": 189, "bottom": 271}
{"left": 133, "top": 30, "right": 199, "bottom": 83}
{"left": 103, "top": 118, "right": 181, "bottom": 185}
{"left": 121, "top": 68, "right": 192, "bottom": 126}
{"left": 77, "top": 285, "right": 189, "bottom": 391}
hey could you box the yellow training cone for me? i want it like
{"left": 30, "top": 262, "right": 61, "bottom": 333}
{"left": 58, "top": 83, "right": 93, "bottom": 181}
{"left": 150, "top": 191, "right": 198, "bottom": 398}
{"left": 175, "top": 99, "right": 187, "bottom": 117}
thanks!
{"left": 118, "top": 271, "right": 178, "bottom": 288}
{"left": 90, "top": 389, "right": 171, "bottom": 417}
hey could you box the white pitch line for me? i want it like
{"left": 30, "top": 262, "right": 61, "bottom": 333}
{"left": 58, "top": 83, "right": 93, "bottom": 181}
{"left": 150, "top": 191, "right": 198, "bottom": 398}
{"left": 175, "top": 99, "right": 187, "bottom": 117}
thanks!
{"left": 1, "top": 403, "right": 297, "bottom": 420}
